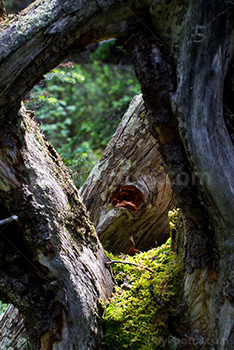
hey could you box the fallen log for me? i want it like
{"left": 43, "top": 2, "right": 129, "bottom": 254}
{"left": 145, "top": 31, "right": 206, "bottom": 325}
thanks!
{"left": 80, "top": 94, "right": 176, "bottom": 253}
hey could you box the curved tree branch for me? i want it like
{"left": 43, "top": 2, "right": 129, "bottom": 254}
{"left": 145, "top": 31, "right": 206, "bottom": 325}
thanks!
{"left": 0, "top": 0, "right": 150, "bottom": 121}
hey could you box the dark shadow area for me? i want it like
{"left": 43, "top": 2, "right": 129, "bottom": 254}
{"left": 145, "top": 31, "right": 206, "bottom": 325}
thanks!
{"left": 4, "top": 0, "right": 32, "bottom": 13}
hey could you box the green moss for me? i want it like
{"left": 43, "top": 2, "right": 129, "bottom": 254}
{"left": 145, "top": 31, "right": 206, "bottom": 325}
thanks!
{"left": 168, "top": 209, "right": 185, "bottom": 255}
{"left": 168, "top": 209, "right": 178, "bottom": 235}
{"left": 0, "top": 300, "right": 8, "bottom": 314}
{"left": 103, "top": 239, "right": 183, "bottom": 350}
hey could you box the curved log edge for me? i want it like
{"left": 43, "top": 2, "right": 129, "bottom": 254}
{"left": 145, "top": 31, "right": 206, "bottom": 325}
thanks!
{"left": 80, "top": 95, "right": 176, "bottom": 253}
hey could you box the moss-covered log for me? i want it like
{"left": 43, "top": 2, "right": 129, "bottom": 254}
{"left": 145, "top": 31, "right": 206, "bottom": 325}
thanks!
{"left": 80, "top": 95, "right": 176, "bottom": 253}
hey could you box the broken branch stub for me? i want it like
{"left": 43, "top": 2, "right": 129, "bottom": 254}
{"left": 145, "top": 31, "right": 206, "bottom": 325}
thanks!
{"left": 80, "top": 95, "right": 176, "bottom": 253}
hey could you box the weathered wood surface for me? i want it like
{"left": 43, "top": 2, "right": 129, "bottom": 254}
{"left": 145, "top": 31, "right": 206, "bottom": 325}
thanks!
{"left": 0, "top": 305, "right": 28, "bottom": 350}
{"left": 0, "top": 106, "right": 113, "bottom": 349}
{"left": 80, "top": 95, "right": 176, "bottom": 253}
{"left": 126, "top": 3, "right": 234, "bottom": 348}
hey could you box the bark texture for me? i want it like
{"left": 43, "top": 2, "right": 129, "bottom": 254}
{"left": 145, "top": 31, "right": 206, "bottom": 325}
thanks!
{"left": 173, "top": 4, "right": 234, "bottom": 348}
{"left": 0, "top": 105, "right": 113, "bottom": 349}
{"left": 124, "top": 1, "right": 234, "bottom": 348}
{"left": 80, "top": 94, "right": 176, "bottom": 253}
{"left": 0, "top": 305, "right": 28, "bottom": 350}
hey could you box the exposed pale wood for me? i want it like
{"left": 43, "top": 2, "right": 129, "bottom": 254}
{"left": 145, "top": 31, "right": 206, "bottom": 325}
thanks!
{"left": 0, "top": 95, "right": 175, "bottom": 347}
{"left": 80, "top": 95, "right": 176, "bottom": 253}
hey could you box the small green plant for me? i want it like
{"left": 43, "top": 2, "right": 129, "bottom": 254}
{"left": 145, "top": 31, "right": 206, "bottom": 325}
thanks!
{"left": 168, "top": 209, "right": 179, "bottom": 235}
{"left": 0, "top": 300, "right": 8, "bottom": 314}
{"left": 103, "top": 238, "right": 183, "bottom": 350}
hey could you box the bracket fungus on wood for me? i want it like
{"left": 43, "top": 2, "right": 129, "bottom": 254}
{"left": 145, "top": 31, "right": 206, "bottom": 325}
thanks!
{"left": 109, "top": 185, "right": 143, "bottom": 213}
{"left": 80, "top": 95, "right": 176, "bottom": 253}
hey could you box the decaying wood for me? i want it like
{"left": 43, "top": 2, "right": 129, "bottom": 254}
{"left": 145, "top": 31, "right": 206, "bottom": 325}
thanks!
{"left": 80, "top": 95, "right": 176, "bottom": 253}
{"left": 124, "top": 3, "right": 234, "bottom": 348}
{"left": 0, "top": 305, "right": 28, "bottom": 350}
{"left": 0, "top": 105, "right": 113, "bottom": 349}
{"left": 0, "top": 95, "right": 175, "bottom": 347}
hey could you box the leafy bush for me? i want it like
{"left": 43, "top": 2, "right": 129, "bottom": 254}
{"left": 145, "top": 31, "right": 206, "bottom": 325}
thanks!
{"left": 25, "top": 54, "right": 140, "bottom": 187}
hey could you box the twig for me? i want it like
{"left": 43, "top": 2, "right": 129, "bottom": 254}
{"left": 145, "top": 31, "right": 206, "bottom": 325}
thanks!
{"left": 0, "top": 215, "right": 18, "bottom": 226}
{"left": 149, "top": 283, "right": 164, "bottom": 306}
{"left": 106, "top": 258, "right": 155, "bottom": 273}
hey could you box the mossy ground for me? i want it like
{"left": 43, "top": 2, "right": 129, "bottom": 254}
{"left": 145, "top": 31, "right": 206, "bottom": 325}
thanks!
{"left": 103, "top": 238, "right": 183, "bottom": 350}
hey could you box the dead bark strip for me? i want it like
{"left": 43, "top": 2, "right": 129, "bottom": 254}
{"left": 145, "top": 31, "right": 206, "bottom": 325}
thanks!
{"left": 80, "top": 95, "right": 176, "bottom": 254}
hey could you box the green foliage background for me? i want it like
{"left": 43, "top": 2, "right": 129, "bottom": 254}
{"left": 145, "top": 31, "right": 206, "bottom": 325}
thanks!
{"left": 25, "top": 42, "right": 140, "bottom": 187}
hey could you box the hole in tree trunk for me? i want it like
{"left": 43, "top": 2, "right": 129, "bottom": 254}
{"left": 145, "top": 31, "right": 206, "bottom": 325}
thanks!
{"left": 109, "top": 185, "right": 143, "bottom": 212}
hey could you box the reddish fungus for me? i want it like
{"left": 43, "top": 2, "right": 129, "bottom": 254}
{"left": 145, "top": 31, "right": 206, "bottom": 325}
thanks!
{"left": 109, "top": 185, "right": 143, "bottom": 212}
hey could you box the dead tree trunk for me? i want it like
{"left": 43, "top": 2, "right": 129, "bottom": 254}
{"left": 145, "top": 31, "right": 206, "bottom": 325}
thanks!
{"left": 80, "top": 94, "right": 176, "bottom": 253}
{"left": 124, "top": 2, "right": 234, "bottom": 348}
{"left": 0, "top": 105, "right": 113, "bottom": 349}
